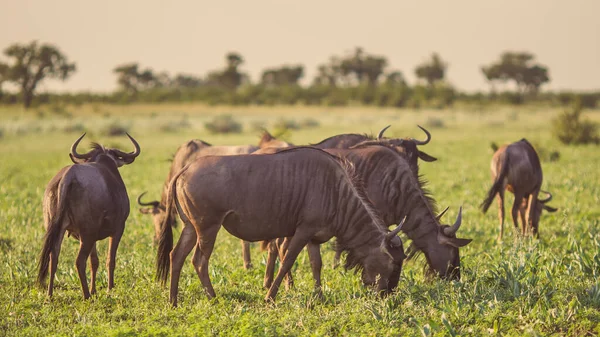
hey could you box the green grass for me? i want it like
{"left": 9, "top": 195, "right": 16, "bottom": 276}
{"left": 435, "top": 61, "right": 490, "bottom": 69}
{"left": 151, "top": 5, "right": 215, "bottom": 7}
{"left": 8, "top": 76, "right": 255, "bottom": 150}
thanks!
{"left": 0, "top": 103, "right": 599, "bottom": 336}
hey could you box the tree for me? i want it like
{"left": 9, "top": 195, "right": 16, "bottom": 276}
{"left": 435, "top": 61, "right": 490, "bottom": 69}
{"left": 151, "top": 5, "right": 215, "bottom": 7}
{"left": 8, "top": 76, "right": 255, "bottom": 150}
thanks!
{"left": 1, "top": 41, "right": 76, "bottom": 108}
{"left": 415, "top": 53, "right": 447, "bottom": 87}
{"left": 206, "top": 52, "right": 248, "bottom": 90}
{"left": 113, "top": 63, "right": 161, "bottom": 93}
{"left": 481, "top": 52, "right": 550, "bottom": 95}
{"left": 172, "top": 73, "right": 202, "bottom": 88}
{"left": 261, "top": 65, "right": 304, "bottom": 86}
{"left": 339, "top": 47, "right": 387, "bottom": 86}
{"left": 0, "top": 62, "right": 8, "bottom": 95}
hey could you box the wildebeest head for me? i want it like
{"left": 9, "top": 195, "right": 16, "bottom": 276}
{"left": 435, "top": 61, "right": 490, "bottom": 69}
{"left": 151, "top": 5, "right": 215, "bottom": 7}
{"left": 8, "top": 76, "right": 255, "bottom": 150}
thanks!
{"left": 529, "top": 190, "right": 559, "bottom": 228}
{"left": 361, "top": 218, "right": 407, "bottom": 294}
{"left": 258, "top": 130, "right": 294, "bottom": 149}
{"left": 69, "top": 133, "right": 141, "bottom": 167}
{"left": 426, "top": 207, "right": 472, "bottom": 280}
{"left": 351, "top": 125, "right": 437, "bottom": 171}
{"left": 138, "top": 191, "right": 167, "bottom": 240}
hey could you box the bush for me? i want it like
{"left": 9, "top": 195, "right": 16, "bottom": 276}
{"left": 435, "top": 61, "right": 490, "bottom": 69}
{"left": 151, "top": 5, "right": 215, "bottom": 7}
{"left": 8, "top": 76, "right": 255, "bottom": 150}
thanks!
{"left": 273, "top": 118, "right": 300, "bottom": 131}
{"left": 552, "top": 102, "right": 600, "bottom": 145}
{"left": 101, "top": 121, "right": 131, "bottom": 136}
{"left": 300, "top": 118, "right": 320, "bottom": 129}
{"left": 62, "top": 123, "right": 86, "bottom": 133}
{"left": 204, "top": 115, "right": 242, "bottom": 134}
{"left": 424, "top": 117, "right": 446, "bottom": 129}
{"left": 159, "top": 116, "right": 192, "bottom": 133}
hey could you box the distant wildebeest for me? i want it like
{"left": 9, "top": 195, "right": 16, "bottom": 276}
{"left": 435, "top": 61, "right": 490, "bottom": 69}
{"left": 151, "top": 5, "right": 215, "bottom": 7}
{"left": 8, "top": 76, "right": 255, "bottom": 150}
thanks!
{"left": 481, "top": 139, "right": 558, "bottom": 239}
{"left": 37, "top": 133, "right": 141, "bottom": 299}
{"left": 258, "top": 130, "right": 294, "bottom": 149}
{"left": 137, "top": 139, "right": 258, "bottom": 269}
{"left": 260, "top": 144, "right": 471, "bottom": 291}
{"left": 155, "top": 147, "right": 406, "bottom": 305}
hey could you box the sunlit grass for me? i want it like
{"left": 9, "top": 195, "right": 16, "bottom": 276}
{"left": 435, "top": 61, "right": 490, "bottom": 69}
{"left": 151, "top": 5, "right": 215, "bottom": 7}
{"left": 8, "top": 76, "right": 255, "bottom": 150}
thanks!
{"left": 0, "top": 103, "right": 598, "bottom": 336}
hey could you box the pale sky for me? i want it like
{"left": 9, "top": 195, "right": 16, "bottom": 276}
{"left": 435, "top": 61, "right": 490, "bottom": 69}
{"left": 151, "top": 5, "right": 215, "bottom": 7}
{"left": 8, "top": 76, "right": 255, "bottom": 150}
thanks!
{"left": 1, "top": 0, "right": 599, "bottom": 93}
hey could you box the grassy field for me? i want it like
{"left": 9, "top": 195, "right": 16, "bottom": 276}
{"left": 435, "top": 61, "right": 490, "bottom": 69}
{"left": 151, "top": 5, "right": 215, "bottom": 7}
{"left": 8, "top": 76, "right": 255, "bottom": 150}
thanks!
{"left": 0, "top": 103, "right": 599, "bottom": 336}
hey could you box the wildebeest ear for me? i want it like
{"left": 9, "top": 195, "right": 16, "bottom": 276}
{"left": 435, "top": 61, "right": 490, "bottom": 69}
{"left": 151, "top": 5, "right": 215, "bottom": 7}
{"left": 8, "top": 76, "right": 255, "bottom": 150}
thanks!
{"left": 417, "top": 151, "right": 437, "bottom": 162}
{"left": 438, "top": 231, "right": 472, "bottom": 248}
{"left": 543, "top": 205, "right": 558, "bottom": 213}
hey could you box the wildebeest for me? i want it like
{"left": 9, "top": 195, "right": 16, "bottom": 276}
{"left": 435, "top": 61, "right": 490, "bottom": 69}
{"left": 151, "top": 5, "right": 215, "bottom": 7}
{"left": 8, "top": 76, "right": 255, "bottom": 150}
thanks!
{"left": 261, "top": 144, "right": 471, "bottom": 290}
{"left": 137, "top": 139, "right": 258, "bottom": 269}
{"left": 258, "top": 130, "right": 294, "bottom": 149}
{"left": 37, "top": 133, "right": 141, "bottom": 299}
{"left": 155, "top": 147, "right": 406, "bottom": 305}
{"left": 481, "top": 139, "right": 558, "bottom": 239}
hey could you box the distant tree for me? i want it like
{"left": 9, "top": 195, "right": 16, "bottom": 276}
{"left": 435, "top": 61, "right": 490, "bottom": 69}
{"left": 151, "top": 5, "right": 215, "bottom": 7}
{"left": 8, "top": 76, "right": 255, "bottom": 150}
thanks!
{"left": 206, "top": 52, "right": 248, "bottom": 89}
{"left": 261, "top": 65, "right": 304, "bottom": 86}
{"left": 339, "top": 47, "right": 387, "bottom": 86}
{"left": 415, "top": 53, "right": 446, "bottom": 87}
{"left": 172, "top": 73, "right": 202, "bottom": 88}
{"left": 1, "top": 41, "right": 76, "bottom": 108}
{"left": 313, "top": 57, "right": 342, "bottom": 86}
{"left": 113, "top": 63, "right": 161, "bottom": 93}
{"left": 0, "top": 62, "right": 8, "bottom": 94}
{"left": 481, "top": 52, "right": 550, "bottom": 95}
{"left": 385, "top": 71, "right": 406, "bottom": 86}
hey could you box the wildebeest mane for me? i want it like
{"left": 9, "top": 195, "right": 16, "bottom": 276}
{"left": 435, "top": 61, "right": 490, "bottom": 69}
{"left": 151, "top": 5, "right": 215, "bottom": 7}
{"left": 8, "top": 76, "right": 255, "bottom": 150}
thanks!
{"left": 310, "top": 133, "right": 373, "bottom": 147}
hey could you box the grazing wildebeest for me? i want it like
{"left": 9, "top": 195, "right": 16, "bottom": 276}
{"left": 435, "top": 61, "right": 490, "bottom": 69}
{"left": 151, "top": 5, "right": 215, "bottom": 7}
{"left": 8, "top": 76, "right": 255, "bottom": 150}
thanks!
{"left": 155, "top": 147, "right": 406, "bottom": 305}
{"left": 261, "top": 144, "right": 471, "bottom": 290}
{"left": 37, "top": 133, "right": 141, "bottom": 299}
{"left": 257, "top": 126, "right": 440, "bottom": 272}
{"left": 311, "top": 125, "right": 438, "bottom": 174}
{"left": 481, "top": 139, "right": 558, "bottom": 240}
{"left": 137, "top": 139, "right": 258, "bottom": 269}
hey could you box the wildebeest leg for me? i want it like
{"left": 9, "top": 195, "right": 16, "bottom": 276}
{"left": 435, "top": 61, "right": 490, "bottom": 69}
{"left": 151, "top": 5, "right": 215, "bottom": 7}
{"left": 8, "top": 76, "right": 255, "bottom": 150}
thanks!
{"left": 241, "top": 240, "right": 252, "bottom": 269}
{"left": 107, "top": 228, "right": 124, "bottom": 290}
{"left": 526, "top": 189, "right": 541, "bottom": 237}
{"left": 496, "top": 189, "right": 505, "bottom": 241}
{"left": 519, "top": 196, "right": 528, "bottom": 234}
{"left": 511, "top": 193, "right": 524, "bottom": 237}
{"left": 277, "top": 237, "right": 294, "bottom": 289}
{"left": 307, "top": 242, "right": 323, "bottom": 295}
{"left": 89, "top": 243, "right": 99, "bottom": 295}
{"left": 265, "top": 231, "right": 312, "bottom": 301}
{"left": 76, "top": 238, "right": 95, "bottom": 299}
{"left": 191, "top": 224, "right": 220, "bottom": 299}
{"left": 47, "top": 229, "right": 66, "bottom": 297}
{"left": 263, "top": 240, "right": 278, "bottom": 289}
{"left": 169, "top": 223, "right": 197, "bottom": 307}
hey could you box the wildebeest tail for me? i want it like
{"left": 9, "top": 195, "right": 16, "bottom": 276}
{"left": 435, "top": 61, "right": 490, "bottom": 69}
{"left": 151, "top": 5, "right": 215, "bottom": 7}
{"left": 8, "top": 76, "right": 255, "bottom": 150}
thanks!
{"left": 37, "top": 173, "right": 72, "bottom": 286}
{"left": 481, "top": 154, "right": 509, "bottom": 213}
{"left": 156, "top": 167, "right": 186, "bottom": 285}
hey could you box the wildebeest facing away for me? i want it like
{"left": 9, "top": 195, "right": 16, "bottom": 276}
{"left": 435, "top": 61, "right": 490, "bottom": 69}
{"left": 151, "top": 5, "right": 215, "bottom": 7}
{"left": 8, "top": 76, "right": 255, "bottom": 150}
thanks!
{"left": 137, "top": 139, "right": 258, "bottom": 269}
{"left": 37, "top": 133, "right": 141, "bottom": 299}
{"left": 481, "top": 139, "right": 558, "bottom": 239}
{"left": 155, "top": 147, "right": 406, "bottom": 305}
{"left": 261, "top": 144, "right": 472, "bottom": 291}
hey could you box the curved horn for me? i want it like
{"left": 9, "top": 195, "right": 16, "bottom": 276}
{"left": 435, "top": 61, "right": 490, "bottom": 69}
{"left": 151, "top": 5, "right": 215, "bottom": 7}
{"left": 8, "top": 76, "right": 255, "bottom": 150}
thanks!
{"left": 114, "top": 133, "right": 142, "bottom": 159}
{"left": 70, "top": 133, "right": 93, "bottom": 160}
{"left": 411, "top": 125, "right": 431, "bottom": 145}
{"left": 436, "top": 206, "right": 449, "bottom": 221}
{"left": 538, "top": 190, "right": 553, "bottom": 203}
{"left": 377, "top": 125, "right": 391, "bottom": 140}
{"left": 386, "top": 216, "right": 407, "bottom": 241}
{"left": 443, "top": 206, "right": 462, "bottom": 237}
{"left": 137, "top": 192, "right": 160, "bottom": 207}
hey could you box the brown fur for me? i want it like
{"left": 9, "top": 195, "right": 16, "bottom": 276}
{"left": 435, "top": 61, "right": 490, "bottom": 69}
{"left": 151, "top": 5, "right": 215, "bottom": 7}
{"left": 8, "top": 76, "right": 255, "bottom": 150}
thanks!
{"left": 155, "top": 147, "right": 406, "bottom": 305}
{"left": 481, "top": 139, "right": 558, "bottom": 239}
{"left": 138, "top": 139, "right": 258, "bottom": 269}
{"left": 38, "top": 133, "right": 140, "bottom": 299}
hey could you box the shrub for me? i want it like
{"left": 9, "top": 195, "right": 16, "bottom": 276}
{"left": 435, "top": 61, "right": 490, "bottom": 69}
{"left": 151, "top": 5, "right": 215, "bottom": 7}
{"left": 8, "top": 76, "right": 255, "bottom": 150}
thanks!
{"left": 101, "top": 121, "right": 131, "bottom": 136}
{"left": 204, "top": 115, "right": 242, "bottom": 134}
{"left": 159, "top": 116, "right": 192, "bottom": 133}
{"left": 62, "top": 123, "right": 86, "bottom": 133}
{"left": 273, "top": 118, "right": 300, "bottom": 131}
{"left": 552, "top": 102, "right": 599, "bottom": 145}
{"left": 425, "top": 117, "right": 445, "bottom": 129}
{"left": 300, "top": 118, "right": 320, "bottom": 129}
